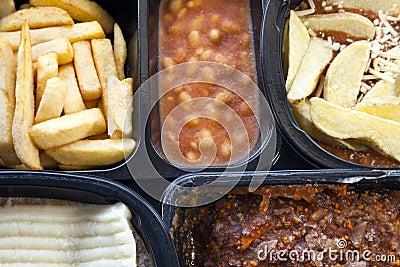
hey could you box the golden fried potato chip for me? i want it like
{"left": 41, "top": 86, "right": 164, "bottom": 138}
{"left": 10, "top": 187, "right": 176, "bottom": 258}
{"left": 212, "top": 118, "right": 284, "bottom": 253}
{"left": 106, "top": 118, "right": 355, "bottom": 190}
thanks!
{"left": 45, "top": 138, "right": 136, "bottom": 166}
{"left": 12, "top": 23, "right": 42, "bottom": 170}
{"left": 0, "top": 21, "right": 105, "bottom": 50}
{"left": 91, "top": 38, "right": 118, "bottom": 120}
{"left": 30, "top": 0, "right": 115, "bottom": 33}
{"left": 59, "top": 63, "right": 86, "bottom": 114}
{"left": 30, "top": 108, "right": 106, "bottom": 150}
{"left": 113, "top": 23, "right": 127, "bottom": 80}
{"left": 36, "top": 52, "right": 58, "bottom": 108}
{"left": 0, "top": 6, "right": 73, "bottom": 32}
{"left": 73, "top": 40, "right": 102, "bottom": 100}
{"left": 35, "top": 77, "right": 67, "bottom": 124}
{"left": 32, "top": 38, "right": 73, "bottom": 65}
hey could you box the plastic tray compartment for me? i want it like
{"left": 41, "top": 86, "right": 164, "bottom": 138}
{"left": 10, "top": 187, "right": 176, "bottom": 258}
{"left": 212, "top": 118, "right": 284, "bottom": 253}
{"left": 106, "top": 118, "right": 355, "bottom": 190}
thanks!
{"left": 137, "top": 0, "right": 279, "bottom": 179}
{"left": 161, "top": 170, "right": 400, "bottom": 266}
{"left": 261, "top": 0, "right": 400, "bottom": 168}
{"left": 1, "top": 0, "right": 140, "bottom": 177}
{"left": 0, "top": 171, "right": 179, "bottom": 267}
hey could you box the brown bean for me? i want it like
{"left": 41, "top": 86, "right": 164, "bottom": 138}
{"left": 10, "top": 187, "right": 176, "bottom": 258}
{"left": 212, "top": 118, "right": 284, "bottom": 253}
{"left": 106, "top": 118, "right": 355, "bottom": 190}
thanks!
{"left": 210, "top": 14, "right": 221, "bottom": 26}
{"left": 201, "top": 49, "right": 213, "bottom": 60}
{"left": 187, "top": 1, "right": 195, "bottom": 8}
{"left": 188, "top": 30, "right": 201, "bottom": 49}
{"left": 179, "top": 91, "right": 192, "bottom": 103}
{"left": 177, "top": 8, "right": 187, "bottom": 19}
{"left": 220, "top": 141, "right": 232, "bottom": 157}
{"left": 215, "top": 90, "right": 234, "bottom": 105}
{"left": 162, "top": 57, "right": 174, "bottom": 69}
{"left": 191, "top": 15, "right": 205, "bottom": 29}
{"left": 169, "top": 0, "right": 182, "bottom": 15}
{"left": 209, "top": 29, "right": 221, "bottom": 44}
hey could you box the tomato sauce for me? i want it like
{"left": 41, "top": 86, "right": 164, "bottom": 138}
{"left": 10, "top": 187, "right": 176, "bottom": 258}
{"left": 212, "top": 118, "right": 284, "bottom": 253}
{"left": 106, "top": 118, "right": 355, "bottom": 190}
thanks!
{"left": 159, "top": 0, "right": 259, "bottom": 166}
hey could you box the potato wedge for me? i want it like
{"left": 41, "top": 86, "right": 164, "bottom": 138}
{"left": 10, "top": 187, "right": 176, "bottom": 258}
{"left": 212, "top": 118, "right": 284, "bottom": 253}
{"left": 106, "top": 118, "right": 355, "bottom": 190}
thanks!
{"left": 0, "top": 6, "right": 73, "bottom": 32}
{"left": 58, "top": 164, "right": 94, "bottom": 170}
{"left": 354, "top": 96, "right": 400, "bottom": 123}
{"left": 59, "top": 63, "right": 86, "bottom": 114}
{"left": 0, "top": 0, "right": 15, "bottom": 19}
{"left": 108, "top": 76, "right": 133, "bottom": 138}
{"left": 291, "top": 100, "right": 367, "bottom": 151}
{"left": 36, "top": 52, "right": 58, "bottom": 108}
{"left": 0, "top": 21, "right": 105, "bottom": 51}
{"left": 91, "top": 38, "right": 118, "bottom": 121}
{"left": 32, "top": 38, "right": 73, "bottom": 65}
{"left": 361, "top": 80, "right": 396, "bottom": 103}
{"left": 45, "top": 138, "right": 136, "bottom": 166}
{"left": 287, "top": 38, "right": 333, "bottom": 103}
{"left": 324, "top": 41, "right": 370, "bottom": 108}
{"left": 286, "top": 10, "right": 310, "bottom": 92}
{"left": 73, "top": 41, "right": 102, "bottom": 100}
{"left": 30, "top": 108, "right": 106, "bottom": 150}
{"left": 12, "top": 23, "right": 42, "bottom": 170}
{"left": 325, "top": 0, "right": 400, "bottom": 15}
{"left": 30, "top": 0, "right": 115, "bottom": 34}
{"left": 114, "top": 23, "right": 127, "bottom": 80}
{"left": 35, "top": 77, "right": 67, "bottom": 124}
{"left": 0, "top": 40, "right": 19, "bottom": 165}
{"left": 19, "top": 3, "right": 30, "bottom": 9}
{"left": 310, "top": 97, "right": 400, "bottom": 162}
{"left": 303, "top": 12, "right": 375, "bottom": 40}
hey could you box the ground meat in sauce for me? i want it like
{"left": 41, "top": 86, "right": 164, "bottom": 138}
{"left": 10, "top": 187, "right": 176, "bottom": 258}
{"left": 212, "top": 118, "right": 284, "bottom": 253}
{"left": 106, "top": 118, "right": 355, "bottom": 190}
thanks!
{"left": 158, "top": 0, "right": 259, "bottom": 166}
{"left": 293, "top": 0, "right": 400, "bottom": 167}
{"left": 178, "top": 185, "right": 400, "bottom": 267}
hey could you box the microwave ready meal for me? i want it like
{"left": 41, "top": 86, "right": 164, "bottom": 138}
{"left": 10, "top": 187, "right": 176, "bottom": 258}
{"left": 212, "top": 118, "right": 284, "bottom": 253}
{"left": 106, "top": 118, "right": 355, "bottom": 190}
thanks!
{"left": 0, "top": 199, "right": 142, "bottom": 266}
{"left": 158, "top": 0, "right": 260, "bottom": 167}
{"left": 176, "top": 184, "right": 400, "bottom": 266}
{"left": 285, "top": 0, "right": 400, "bottom": 167}
{"left": 0, "top": 0, "right": 135, "bottom": 170}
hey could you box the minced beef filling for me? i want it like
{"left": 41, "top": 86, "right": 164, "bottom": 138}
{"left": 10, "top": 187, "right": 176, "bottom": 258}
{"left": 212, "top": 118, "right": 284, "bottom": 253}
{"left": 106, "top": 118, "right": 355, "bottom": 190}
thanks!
{"left": 184, "top": 185, "right": 400, "bottom": 266}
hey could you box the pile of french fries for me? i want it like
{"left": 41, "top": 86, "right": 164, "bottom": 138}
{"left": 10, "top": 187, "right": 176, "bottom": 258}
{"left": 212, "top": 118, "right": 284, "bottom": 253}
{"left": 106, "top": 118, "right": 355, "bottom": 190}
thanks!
{"left": 286, "top": 0, "right": 400, "bottom": 163}
{"left": 0, "top": 0, "right": 135, "bottom": 170}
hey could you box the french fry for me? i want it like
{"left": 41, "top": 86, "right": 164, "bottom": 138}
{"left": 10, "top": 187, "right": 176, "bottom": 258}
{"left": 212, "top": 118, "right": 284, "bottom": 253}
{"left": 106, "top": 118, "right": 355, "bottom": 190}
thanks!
{"left": 59, "top": 63, "right": 86, "bottom": 114}
{"left": 12, "top": 23, "right": 42, "bottom": 170}
{"left": 0, "top": 6, "right": 73, "bottom": 32}
{"left": 32, "top": 38, "right": 73, "bottom": 65}
{"left": 114, "top": 23, "right": 127, "bottom": 80}
{"left": 30, "top": 0, "right": 115, "bottom": 34}
{"left": 73, "top": 41, "right": 102, "bottom": 100}
{"left": 84, "top": 99, "right": 99, "bottom": 109}
{"left": 45, "top": 138, "right": 136, "bottom": 166}
{"left": 108, "top": 76, "right": 133, "bottom": 138}
{"left": 91, "top": 38, "right": 118, "bottom": 121}
{"left": 30, "top": 108, "right": 106, "bottom": 150}
{"left": 323, "top": 41, "right": 370, "bottom": 108}
{"left": 0, "top": 91, "right": 20, "bottom": 165}
{"left": 35, "top": 77, "right": 67, "bottom": 124}
{"left": 287, "top": 38, "right": 333, "bottom": 103}
{"left": 0, "top": 0, "right": 15, "bottom": 19}
{"left": 36, "top": 52, "right": 58, "bottom": 108}
{"left": 0, "top": 39, "right": 15, "bottom": 112}
{"left": 0, "top": 40, "right": 19, "bottom": 165}
{"left": 303, "top": 12, "right": 376, "bottom": 40}
{"left": 0, "top": 21, "right": 105, "bottom": 51}
{"left": 286, "top": 10, "right": 310, "bottom": 92}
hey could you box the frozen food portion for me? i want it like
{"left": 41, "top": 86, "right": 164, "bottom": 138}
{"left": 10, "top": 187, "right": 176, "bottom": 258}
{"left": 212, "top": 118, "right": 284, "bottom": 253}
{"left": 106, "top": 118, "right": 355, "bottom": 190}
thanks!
{"left": 0, "top": 1, "right": 136, "bottom": 170}
{"left": 286, "top": 0, "right": 400, "bottom": 167}
{"left": 177, "top": 184, "right": 400, "bottom": 266}
{"left": 0, "top": 199, "right": 137, "bottom": 266}
{"left": 158, "top": 0, "right": 260, "bottom": 166}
